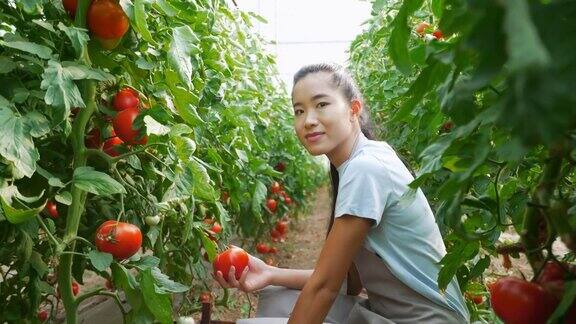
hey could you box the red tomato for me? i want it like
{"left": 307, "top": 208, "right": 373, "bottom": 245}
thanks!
{"left": 490, "top": 277, "right": 558, "bottom": 324}
{"left": 275, "top": 221, "right": 288, "bottom": 235}
{"left": 213, "top": 246, "right": 249, "bottom": 281}
{"left": 87, "top": 0, "right": 129, "bottom": 39}
{"left": 270, "top": 228, "right": 282, "bottom": 241}
{"left": 415, "top": 22, "right": 431, "bottom": 36}
{"left": 266, "top": 199, "right": 277, "bottom": 212}
{"left": 62, "top": 0, "right": 77, "bottom": 18}
{"left": 103, "top": 136, "right": 123, "bottom": 157}
{"left": 271, "top": 182, "right": 281, "bottom": 195}
{"left": 72, "top": 281, "right": 80, "bottom": 296}
{"left": 95, "top": 220, "right": 142, "bottom": 260}
{"left": 274, "top": 162, "right": 286, "bottom": 172}
{"left": 537, "top": 262, "right": 568, "bottom": 283}
{"left": 85, "top": 128, "right": 101, "bottom": 148}
{"left": 45, "top": 201, "right": 59, "bottom": 219}
{"left": 465, "top": 292, "right": 483, "bottom": 305}
{"left": 440, "top": 121, "right": 454, "bottom": 133}
{"left": 211, "top": 222, "right": 222, "bottom": 234}
{"left": 113, "top": 107, "right": 147, "bottom": 145}
{"left": 113, "top": 88, "right": 139, "bottom": 111}
{"left": 256, "top": 243, "right": 270, "bottom": 254}
{"left": 284, "top": 196, "right": 292, "bottom": 205}
{"left": 37, "top": 309, "right": 48, "bottom": 321}
{"left": 433, "top": 30, "right": 444, "bottom": 40}
{"left": 269, "top": 247, "right": 278, "bottom": 254}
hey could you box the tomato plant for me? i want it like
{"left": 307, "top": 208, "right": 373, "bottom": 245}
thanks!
{"left": 213, "top": 246, "right": 249, "bottom": 281}
{"left": 0, "top": 0, "right": 324, "bottom": 321}
{"left": 266, "top": 198, "right": 277, "bottom": 213}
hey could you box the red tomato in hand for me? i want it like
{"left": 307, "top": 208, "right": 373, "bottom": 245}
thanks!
{"left": 270, "top": 181, "right": 281, "bottom": 195}
{"left": 113, "top": 88, "right": 139, "bottom": 111}
{"left": 213, "top": 246, "right": 249, "bottom": 281}
{"left": 37, "top": 309, "right": 48, "bottom": 321}
{"left": 113, "top": 107, "right": 147, "bottom": 145}
{"left": 62, "top": 0, "right": 77, "bottom": 18}
{"left": 95, "top": 220, "right": 142, "bottom": 260}
{"left": 266, "top": 199, "right": 277, "bottom": 212}
{"left": 211, "top": 222, "right": 222, "bottom": 234}
{"left": 45, "top": 201, "right": 59, "bottom": 219}
{"left": 415, "top": 22, "right": 431, "bottom": 36}
{"left": 103, "top": 136, "right": 123, "bottom": 157}
{"left": 87, "top": 0, "right": 129, "bottom": 39}
{"left": 275, "top": 220, "right": 288, "bottom": 235}
{"left": 490, "top": 277, "right": 558, "bottom": 324}
{"left": 256, "top": 243, "right": 270, "bottom": 254}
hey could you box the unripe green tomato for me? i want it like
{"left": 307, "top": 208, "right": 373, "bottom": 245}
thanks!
{"left": 145, "top": 215, "right": 161, "bottom": 226}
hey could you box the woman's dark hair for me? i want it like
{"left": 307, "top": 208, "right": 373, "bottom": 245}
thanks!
{"left": 293, "top": 63, "right": 374, "bottom": 295}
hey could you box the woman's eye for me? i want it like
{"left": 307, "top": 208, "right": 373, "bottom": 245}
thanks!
{"left": 317, "top": 102, "right": 329, "bottom": 108}
{"left": 294, "top": 109, "right": 303, "bottom": 115}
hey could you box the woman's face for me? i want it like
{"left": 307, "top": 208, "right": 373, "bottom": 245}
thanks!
{"left": 292, "top": 72, "right": 358, "bottom": 159}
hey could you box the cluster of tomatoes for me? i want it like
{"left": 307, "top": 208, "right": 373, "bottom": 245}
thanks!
{"left": 63, "top": 0, "right": 130, "bottom": 50}
{"left": 414, "top": 21, "right": 444, "bottom": 41}
{"left": 85, "top": 87, "right": 148, "bottom": 157}
{"left": 489, "top": 261, "right": 576, "bottom": 323}
{"left": 267, "top": 181, "right": 292, "bottom": 214}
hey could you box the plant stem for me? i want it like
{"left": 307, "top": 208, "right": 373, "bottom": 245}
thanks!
{"left": 520, "top": 142, "right": 566, "bottom": 270}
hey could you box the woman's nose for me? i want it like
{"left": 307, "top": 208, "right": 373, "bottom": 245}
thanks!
{"left": 304, "top": 111, "right": 319, "bottom": 128}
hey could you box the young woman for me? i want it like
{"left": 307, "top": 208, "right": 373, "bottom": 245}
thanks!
{"left": 214, "top": 63, "right": 470, "bottom": 324}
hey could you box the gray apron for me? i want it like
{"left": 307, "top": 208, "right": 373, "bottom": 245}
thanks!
{"left": 237, "top": 247, "right": 468, "bottom": 324}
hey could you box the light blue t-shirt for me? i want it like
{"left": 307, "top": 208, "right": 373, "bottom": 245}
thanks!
{"left": 335, "top": 132, "right": 470, "bottom": 321}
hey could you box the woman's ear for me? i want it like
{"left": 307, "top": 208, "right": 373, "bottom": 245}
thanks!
{"left": 350, "top": 99, "right": 362, "bottom": 121}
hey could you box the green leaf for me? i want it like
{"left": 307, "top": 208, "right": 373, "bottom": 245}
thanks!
{"left": 387, "top": 0, "right": 424, "bottom": 74}
{"left": 1, "top": 199, "right": 42, "bottom": 224}
{"left": 55, "top": 191, "right": 73, "bottom": 205}
{"left": 189, "top": 159, "right": 217, "bottom": 201}
{"left": 143, "top": 115, "right": 170, "bottom": 136}
{"left": 502, "top": 0, "right": 550, "bottom": 73}
{"left": 199, "top": 229, "right": 217, "bottom": 261}
{"left": 168, "top": 26, "right": 200, "bottom": 87}
{"left": 0, "top": 40, "right": 52, "bottom": 59}
{"left": 173, "top": 137, "right": 197, "bottom": 160}
{"left": 431, "top": 0, "right": 444, "bottom": 20}
{"left": 88, "top": 250, "right": 113, "bottom": 271}
{"left": 29, "top": 251, "right": 48, "bottom": 277}
{"left": 140, "top": 268, "right": 173, "bottom": 324}
{"left": 0, "top": 56, "right": 17, "bottom": 74}
{"left": 133, "top": 0, "right": 155, "bottom": 44}
{"left": 24, "top": 111, "right": 50, "bottom": 138}
{"left": 57, "top": 23, "right": 89, "bottom": 58}
{"left": 0, "top": 107, "right": 40, "bottom": 177}
{"left": 132, "top": 256, "right": 161, "bottom": 271}
{"left": 150, "top": 267, "right": 189, "bottom": 293}
{"left": 251, "top": 180, "right": 267, "bottom": 221}
{"left": 72, "top": 166, "right": 126, "bottom": 196}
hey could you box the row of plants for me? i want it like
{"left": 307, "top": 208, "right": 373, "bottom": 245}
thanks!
{"left": 349, "top": 0, "right": 576, "bottom": 322}
{"left": 0, "top": 0, "right": 324, "bottom": 322}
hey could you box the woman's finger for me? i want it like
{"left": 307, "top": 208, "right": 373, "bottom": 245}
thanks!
{"left": 228, "top": 266, "right": 240, "bottom": 287}
{"left": 215, "top": 271, "right": 231, "bottom": 288}
{"left": 238, "top": 267, "right": 251, "bottom": 292}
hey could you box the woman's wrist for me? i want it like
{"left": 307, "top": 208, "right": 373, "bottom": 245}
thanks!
{"left": 264, "top": 264, "right": 279, "bottom": 286}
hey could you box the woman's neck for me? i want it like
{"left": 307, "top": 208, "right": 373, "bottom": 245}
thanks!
{"left": 328, "top": 128, "right": 361, "bottom": 168}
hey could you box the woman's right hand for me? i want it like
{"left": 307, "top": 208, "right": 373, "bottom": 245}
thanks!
{"left": 213, "top": 254, "right": 274, "bottom": 293}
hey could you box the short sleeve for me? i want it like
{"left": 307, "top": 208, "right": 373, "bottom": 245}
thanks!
{"left": 334, "top": 156, "right": 392, "bottom": 227}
